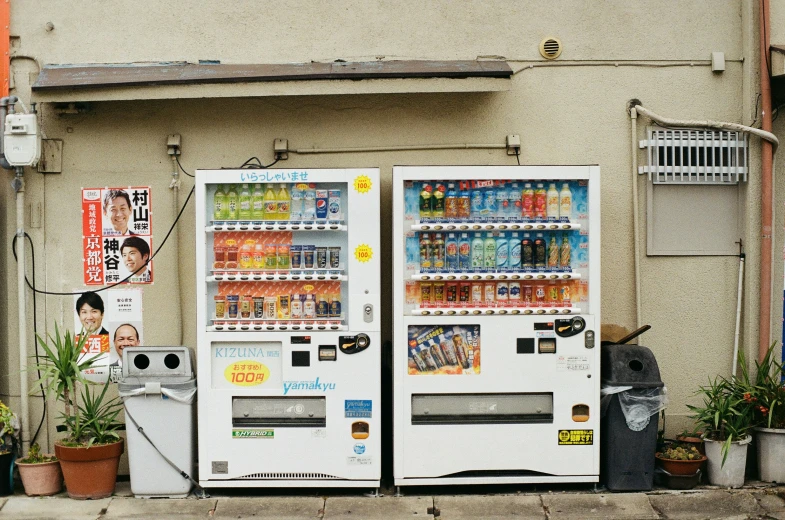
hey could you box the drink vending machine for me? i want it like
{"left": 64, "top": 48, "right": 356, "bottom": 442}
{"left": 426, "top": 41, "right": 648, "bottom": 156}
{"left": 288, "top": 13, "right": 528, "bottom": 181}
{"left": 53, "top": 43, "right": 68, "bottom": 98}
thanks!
{"left": 195, "top": 168, "right": 381, "bottom": 488}
{"left": 393, "top": 165, "right": 600, "bottom": 486}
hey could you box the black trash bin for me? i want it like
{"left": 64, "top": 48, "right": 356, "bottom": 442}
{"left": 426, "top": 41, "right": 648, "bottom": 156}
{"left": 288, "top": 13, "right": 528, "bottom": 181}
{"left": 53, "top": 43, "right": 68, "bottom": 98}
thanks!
{"left": 600, "top": 344, "right": 664, "bottom": 491}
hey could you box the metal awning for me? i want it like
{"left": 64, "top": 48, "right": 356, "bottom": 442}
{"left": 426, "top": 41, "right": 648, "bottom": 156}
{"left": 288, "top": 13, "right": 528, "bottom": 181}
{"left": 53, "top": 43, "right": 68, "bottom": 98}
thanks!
{"left": 31, "top": 60, "right": 513, "bottom": 102}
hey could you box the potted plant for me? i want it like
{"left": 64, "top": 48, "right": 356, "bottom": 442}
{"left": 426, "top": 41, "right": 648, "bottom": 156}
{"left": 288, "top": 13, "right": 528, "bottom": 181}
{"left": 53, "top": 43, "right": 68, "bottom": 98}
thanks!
{"left": 34, "top": 322, "right": 124, "bottom": 499}
{"left": 0, "top": 400, "right": 18, "bottom": 496}
{"left": 750, "top": 342, "right": 785, "bottom": 482}
{"left": 655, "top": 442, "right": 707, "bottom": 476}
{"left": 686, "top": 353, "right": 756, "bottom": 488}
{"left": 675, "top": 429, "right": 705, "bottom": 455}
{"left": 17, "top": 443, "right": 62, "bottom": 496}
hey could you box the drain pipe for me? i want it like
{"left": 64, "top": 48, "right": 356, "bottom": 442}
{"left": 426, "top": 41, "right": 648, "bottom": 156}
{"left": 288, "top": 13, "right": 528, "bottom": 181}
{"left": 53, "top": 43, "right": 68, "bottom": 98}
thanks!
{"left": 733, "top": 240, "right": 746, "bottom": 377}
{"left": 12, "top": 165, "right": 28, "bottom": 453}
{"left": 759, "top": 0, "right": 774, "bottom": 363}
{"left": 629, "top": 105, "right": 642, "bottom": 329}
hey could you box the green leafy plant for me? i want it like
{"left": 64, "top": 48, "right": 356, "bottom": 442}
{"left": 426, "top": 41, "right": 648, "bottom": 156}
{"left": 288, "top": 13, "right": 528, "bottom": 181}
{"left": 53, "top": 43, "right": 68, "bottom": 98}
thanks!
{"left": 18, "top": 443, "right": 56, "bottom": 464}
{"left": 750, "top": 342, "right": 785, "bottom": 429}
{"left": 657, "top": 443, "right": 703, "bottom": 461}
{"left": 686, "top": 350, "right": 756, "bottom": 466}
{"left": 33, "top": 322, "right": 121, "bottom": 446}
{"left": 0, "top": 400, "right": 18, "bottom": 455}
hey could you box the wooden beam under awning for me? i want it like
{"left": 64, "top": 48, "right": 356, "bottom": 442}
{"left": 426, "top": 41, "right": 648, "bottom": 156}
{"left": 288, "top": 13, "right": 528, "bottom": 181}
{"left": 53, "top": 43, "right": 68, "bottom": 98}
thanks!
{"left": 30, "top": 60, "right": 513, "bottom": 102}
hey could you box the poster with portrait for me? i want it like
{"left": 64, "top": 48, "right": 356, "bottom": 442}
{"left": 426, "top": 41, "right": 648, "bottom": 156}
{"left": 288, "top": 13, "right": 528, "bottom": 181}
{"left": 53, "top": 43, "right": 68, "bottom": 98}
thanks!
{"left": 73, "top": 288, "right": 144, "bottom": 383}
{"left": 82, "top": 187, "right": 153, "bottom": 285}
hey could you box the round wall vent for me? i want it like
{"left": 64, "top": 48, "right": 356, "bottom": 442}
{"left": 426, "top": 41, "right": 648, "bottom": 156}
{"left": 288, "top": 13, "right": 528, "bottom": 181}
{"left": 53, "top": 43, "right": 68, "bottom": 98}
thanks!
{"left": 539, "top": 37, "right": 563, "bottom": 60}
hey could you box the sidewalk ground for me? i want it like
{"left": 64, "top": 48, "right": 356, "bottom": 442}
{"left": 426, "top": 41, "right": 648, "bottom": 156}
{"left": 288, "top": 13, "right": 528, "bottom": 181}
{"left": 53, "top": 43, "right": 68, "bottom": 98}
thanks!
{"left": 1, "top": 481, "right": 784, "bottom": 520}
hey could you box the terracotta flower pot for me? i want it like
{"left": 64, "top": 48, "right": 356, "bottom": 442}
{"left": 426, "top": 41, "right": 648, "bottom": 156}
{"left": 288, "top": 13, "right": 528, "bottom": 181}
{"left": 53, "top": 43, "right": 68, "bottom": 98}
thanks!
{"left": 676, "top": 434, "right": 706, "bottom": 455}
{"left": 17, "top": 459, "right": 63, "bottom": 496}
{"left": 655, "top": 453, "right": 707, "bottom": 476}
{"left": 54, "top": 440, "right": 123, "bottom": 499}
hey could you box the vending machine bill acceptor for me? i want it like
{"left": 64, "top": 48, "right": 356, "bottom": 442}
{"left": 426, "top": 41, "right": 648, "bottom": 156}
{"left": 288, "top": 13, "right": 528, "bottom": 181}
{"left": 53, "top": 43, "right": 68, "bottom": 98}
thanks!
{"left": 393, "top": 165, "right": 600, "bottom": 486}
{"left": 196, "top": 168, "right": 381, "bottom": 488}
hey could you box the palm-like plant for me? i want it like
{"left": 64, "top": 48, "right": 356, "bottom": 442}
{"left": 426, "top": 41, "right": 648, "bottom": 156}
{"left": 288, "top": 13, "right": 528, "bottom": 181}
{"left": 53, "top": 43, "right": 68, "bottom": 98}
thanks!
{"left": 751, "top": 343, "right": 785, "bottom": 429}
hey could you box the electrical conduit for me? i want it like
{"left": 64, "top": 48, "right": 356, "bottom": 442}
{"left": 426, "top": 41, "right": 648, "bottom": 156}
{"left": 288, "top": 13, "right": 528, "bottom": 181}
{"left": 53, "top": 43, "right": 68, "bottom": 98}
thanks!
{"left": 759, "top": 0, "right": 774, "bottom": 363}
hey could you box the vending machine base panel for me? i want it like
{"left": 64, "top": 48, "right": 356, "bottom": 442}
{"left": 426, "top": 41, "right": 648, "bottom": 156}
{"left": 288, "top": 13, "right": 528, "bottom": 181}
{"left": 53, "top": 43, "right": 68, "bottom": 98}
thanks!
{"left": 394, "top": 475, "right": 598, "bottom": 486}
{"left": 200, "top": 479, "right": 381, "bottom": 489}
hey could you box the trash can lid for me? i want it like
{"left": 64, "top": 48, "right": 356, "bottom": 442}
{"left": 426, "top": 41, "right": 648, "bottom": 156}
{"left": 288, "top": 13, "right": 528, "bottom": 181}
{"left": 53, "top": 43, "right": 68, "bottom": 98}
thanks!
{"left": 118, "top": 377, "right": 196, "bottom": 393}
{"left": 601, "top": 344, "right": 664, "bottom": 388}
{"left": 121, "top": 346, "right": 194, "bottom": 380}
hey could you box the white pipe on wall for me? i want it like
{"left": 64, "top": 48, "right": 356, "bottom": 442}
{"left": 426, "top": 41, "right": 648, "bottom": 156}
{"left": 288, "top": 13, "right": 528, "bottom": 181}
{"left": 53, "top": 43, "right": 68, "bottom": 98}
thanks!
{"left": 15, "top": 167, "right": 29, "bottom": 453}
{"left": 630, "top": 107, "right": 642, "bottom": 329}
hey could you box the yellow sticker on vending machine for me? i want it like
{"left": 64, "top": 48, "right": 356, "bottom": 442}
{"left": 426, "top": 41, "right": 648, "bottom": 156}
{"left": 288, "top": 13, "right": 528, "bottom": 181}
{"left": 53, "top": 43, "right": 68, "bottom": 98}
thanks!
{"left": 353, "top": 175, "right": 372, "bottom": 194}
{"left": 224, "top": 360, "right": 271, "bottom": 387}
{"left": 354, "top": 244, "right": 373, "bottom": 263}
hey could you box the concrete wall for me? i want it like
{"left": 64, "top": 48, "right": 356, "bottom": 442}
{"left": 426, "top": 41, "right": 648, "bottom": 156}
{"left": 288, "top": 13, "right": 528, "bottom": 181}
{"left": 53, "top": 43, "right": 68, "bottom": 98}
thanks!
{"left": 1, "top": 0, "right": 772, "bottom": 466}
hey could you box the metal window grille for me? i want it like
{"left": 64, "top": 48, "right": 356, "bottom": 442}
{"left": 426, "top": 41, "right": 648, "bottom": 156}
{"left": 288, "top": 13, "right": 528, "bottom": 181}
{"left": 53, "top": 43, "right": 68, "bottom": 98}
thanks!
{"left": 639, "top": 128, "right": 748, "bottom": 184}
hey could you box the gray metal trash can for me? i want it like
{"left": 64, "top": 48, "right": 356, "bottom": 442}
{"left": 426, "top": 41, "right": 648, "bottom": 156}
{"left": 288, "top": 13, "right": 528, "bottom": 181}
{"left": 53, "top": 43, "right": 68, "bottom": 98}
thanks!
{"left": 118, "top": 347, "right": 196, "bottom": 498}
{"left": 600, "top": 344, "right": 665, "bottom": 491}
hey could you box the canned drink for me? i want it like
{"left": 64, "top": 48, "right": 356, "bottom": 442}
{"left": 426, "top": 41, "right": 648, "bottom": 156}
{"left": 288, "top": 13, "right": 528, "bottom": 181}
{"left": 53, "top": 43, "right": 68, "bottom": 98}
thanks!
{"left": 329, "top": 247, "right": 341, "bottom": 269}
{"left": 290, "top": 245, "right": 303, "bottom": 269}
{"left": 316, "top": 247, "right": 328, "bottom": 269}
{"left": 459, "top": 282, "right": 471, "bottom": 303}
{"left": 548, "top": 284, "right": 560, "bottom": 304}
{"left": 328, "top": 189, "right": 341, "bottom": 220}
{"left": 509, "top": 281, "right": 521, "bottom": 301}
{"left": 446, "top": 281, "right": 458, "bottom": 303}
{"left": 264, "top": 296, "right": 277, "bottom": 319}
{"left": 523, "top": 284, "right": 533, "bottom": 303}
{"left": 278, "top": 295, "right": 290, "bottom": 319}
{"left": 240, "top": 295, "right": 252, "bottom": 319}
{"left": 433, "top": 282, "right": 445, "bottom": 303}
{"left": 253, "top": 297, "right": 264, "bottom": 318}
{"left": 560, "top": 284, "right": 571, "bottom": 304}
{"left": 303, "top": 294, "right": 316, "bottom": 319}
{"left": 535, "top": 285, "right": 546, "bottom": 303}
{"left": 496, "top": 281, "right": 509, "bottom": 302}
{"left": 277, "top": 244, "right": 290, "bottom": 270}
{"left": 484, "top": 281, "right": 496, "bottom": 303}
{"left": 471, "top": 282, "right": 483, "bottom": 304}
{"left": 315, "top": 190, "right": 329, "bottom": 219}
{"left": 290, "top": 294, "right": 303, "bottom": 319}
{"left": 329, "top": 294, "right": 341, "bottom": 317}
{"left": 303, "top": 245, "right": 316, "bottom": 269}
{"left": 316, "top": 294, "right": 329, "bottom": 318}
{"left": 420, "top": 282, "right": 433, "bottom": 304}
{"left": 226, "top": 295, "right": 239, "bottom": 319}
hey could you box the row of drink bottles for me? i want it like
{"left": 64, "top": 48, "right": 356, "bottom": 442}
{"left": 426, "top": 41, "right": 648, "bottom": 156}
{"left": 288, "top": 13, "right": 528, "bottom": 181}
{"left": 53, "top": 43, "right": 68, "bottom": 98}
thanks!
{"left": 410, "top": 331, "right": 476, "bottom": 372}
{"left": 213, "top": 183, "right": 341, "bottom": 222}
{"left": 420, "top": 231, "right": 571, "bottom": 272}
{"left": 419, "top": 181, "right": 572, "bottom": 221}
{"left": 213, "top": 240, "right": 341, "bottom": 271}
{"left": 214, "top": 293, "right": 341, "bottom": 320}
{"left": 418, "top": 279, "right": 572, "bottom": 307}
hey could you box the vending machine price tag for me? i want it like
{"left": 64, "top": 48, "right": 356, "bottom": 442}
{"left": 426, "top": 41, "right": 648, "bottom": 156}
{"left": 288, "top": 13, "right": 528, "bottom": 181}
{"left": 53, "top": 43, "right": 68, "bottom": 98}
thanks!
{"left": 354, "top": 244, "right": 373, "bottom": 263}
{"left": 353, "top": 175, "right": 373, "bottom": 194}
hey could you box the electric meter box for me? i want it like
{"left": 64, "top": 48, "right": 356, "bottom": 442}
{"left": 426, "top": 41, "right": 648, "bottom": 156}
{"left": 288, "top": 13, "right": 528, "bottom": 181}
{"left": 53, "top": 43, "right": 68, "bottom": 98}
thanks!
{"left": 4, "top": 113, "right": 41, "bottom": 167}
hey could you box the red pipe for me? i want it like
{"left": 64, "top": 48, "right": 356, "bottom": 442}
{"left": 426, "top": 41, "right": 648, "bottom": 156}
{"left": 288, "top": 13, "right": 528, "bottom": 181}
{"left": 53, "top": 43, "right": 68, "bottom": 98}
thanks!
{"left": 759, "top": 0, "right": 773, "bottom": 362}
{"left": 0, "top": 0, "right": 8, "bottom": 97}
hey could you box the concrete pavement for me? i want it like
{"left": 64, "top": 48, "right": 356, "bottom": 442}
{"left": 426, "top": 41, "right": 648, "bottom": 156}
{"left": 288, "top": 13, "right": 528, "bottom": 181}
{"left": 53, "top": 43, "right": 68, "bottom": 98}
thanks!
{"left": 0, "top": 483, "right": 784, "bottom": 519}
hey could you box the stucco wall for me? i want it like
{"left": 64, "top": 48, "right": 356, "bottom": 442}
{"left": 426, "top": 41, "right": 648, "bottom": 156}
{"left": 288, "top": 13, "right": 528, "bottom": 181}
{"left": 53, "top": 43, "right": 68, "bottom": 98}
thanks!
{"left": 2, "top": 0, "right": 773, "bottom": 466}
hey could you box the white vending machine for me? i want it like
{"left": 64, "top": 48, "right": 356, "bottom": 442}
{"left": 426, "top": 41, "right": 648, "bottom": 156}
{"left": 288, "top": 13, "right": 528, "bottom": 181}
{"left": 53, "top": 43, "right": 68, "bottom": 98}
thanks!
{"left": 196, "top": 168, "right": 381, "bottom": 489}
{"left": 393, "top": 165, "right": 600, "bottom": 486}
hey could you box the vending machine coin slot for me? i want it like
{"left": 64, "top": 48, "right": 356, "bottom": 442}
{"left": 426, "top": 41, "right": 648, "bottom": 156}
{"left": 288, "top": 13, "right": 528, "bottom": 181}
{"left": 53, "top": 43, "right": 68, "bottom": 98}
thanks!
{"left": 516, "top": 338, "right": 535, "bottom": 354}
{"left": 572, "top": 404, "right": 590, "bottom": 422}
{"left": 351, "top": 421, "right": 370, "bottom": 439}
{"left": 339, "top": 333, "right": 371, "bottom": 355}
{"left": 318, "top": 345, "right": 337, "bottom": 361}
{"left": 555, "top": 317, "right": 586, "bottom": 338}
{"left": 538, "top": 338, "right": 556, "bottom": 354}
{"left": 291, "top": 351, "right": 310, "bottom": 367}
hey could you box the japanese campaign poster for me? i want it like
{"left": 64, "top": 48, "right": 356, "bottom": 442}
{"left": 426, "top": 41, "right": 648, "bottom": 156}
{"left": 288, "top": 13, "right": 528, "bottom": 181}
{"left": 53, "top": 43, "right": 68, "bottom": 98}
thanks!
{"left": 74, "top": 288, "right": 144, "bottom": 383}
{"left": 82, "top": 187, "right": 153, "bottom": 285}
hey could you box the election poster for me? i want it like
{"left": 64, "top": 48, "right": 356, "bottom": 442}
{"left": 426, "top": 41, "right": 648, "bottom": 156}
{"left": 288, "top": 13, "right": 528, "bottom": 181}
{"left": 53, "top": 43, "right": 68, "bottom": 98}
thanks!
{"left": 82, "top": 187, "right": 153, "bottom": 285}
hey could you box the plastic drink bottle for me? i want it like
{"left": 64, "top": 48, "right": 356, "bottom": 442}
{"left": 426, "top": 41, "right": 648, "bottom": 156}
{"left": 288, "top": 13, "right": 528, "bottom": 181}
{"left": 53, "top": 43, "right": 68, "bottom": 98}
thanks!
{"left": 238, "top": 183, "right": 252, "bottom": 220}
{"left": 534, "top": 183, "right": 547, "bottom": 219}
{"left": 470, "top": 187, "right": 483, "bottom": 218}
{"left": 458, "top": 232, "right": 471, "bottom": 271}
{"left": 560, "top": 235, "right": 571, "bottom": 268}
{"left": 276, "top": 184, "right": 291, "bottom": 221}
{"left": 534, "top": 232, "right": 546, "bottom": 268}
{"left": 548, "top": 235, "right": 559, "bottom": 268}
{"left": 509, "top": 231, "right": 521, "bottom": 270}
{"left": 496, "top": 184, "right": 508, "bottom": 221}
{"left": 559, "top": 183, "right": 572, "bottom": 219}
{"left": 303, "top": 184, "right": 316, "bottom": 221}
{"left": 546, "top": 183, "right": 559, "bottom": 219}
{"left": 445, "top": 183, "right": 458, "bottom": 219}
{"left": 290, "top": 184, "right": 303, "bottom": 221}
{"left": 419, "top": 233, "right": 432, "bottom": 270}
{"left": 214, "top": 185, "right": 226, "bottom": 221}
{"left": 522, "top": 233, "right": 533, "bottom": 269}
{"left": 432, "top": 233, "right": 446, "bottom": 269}
{"left": 251, "top": 184, "right": 264, "bottom": 220}
{"left": 495, "top": 232, "right": 509, "bottom": 271}
{"left": 226, "top": 184, "right": 239, "bottom": 220}
{"left": 445, "top": 233, "right": 459, "bottom": 270}
{"left": 419, "top": 183, "right": 433, "bottom": 219}
{"left": 483, "top": 232, "right": 496, "bottom": 268}
{"left": 522, "top": 183, "right": 534, "bottom": 219}
{"left": 509, "top": 183, "right": 522, "bottom": 220}
{"left": 458, "top": 184, "right": 471, "bottom": 219}
{"left": 263, "top": 184, "right": 278, "bottom": 220}
{"left": 432, "top": 184, "right": 446, "bottom": 219}
{"left": 483, "top": 186, "right": 496, "bottom": 217}
{"left": 471, "top": 232, "right": 484, "bottom": 270}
